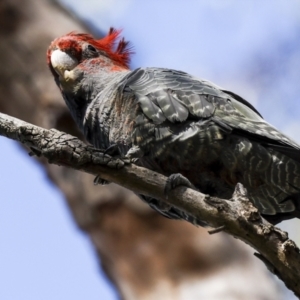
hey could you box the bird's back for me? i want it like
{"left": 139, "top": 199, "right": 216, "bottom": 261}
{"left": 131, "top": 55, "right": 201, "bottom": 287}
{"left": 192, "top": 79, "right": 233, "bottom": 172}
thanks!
{"left": 105, "top": 68, "right": 300, "bottom": 223}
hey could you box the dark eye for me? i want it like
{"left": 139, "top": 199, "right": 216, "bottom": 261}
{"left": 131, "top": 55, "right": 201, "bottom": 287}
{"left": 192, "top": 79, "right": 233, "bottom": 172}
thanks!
{"left": 87, "top": 45, "right": 97, "bottom": 52}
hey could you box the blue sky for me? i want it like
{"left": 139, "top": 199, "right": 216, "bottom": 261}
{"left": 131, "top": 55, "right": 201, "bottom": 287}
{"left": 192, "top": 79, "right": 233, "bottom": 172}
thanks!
{"left": 1, "top": 1, "right": 300, "bottom": 299}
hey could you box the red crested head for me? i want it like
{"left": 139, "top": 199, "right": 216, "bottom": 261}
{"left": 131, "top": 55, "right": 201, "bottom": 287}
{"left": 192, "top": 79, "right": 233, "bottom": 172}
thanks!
{"left": 47, "top": 28, "right": 133, "bottom": 79}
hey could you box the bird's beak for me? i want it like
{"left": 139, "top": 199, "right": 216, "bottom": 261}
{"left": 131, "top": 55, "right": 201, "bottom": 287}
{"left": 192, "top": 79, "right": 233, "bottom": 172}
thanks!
{"left": 50, "top": 49, "right": 78, "bottom": 80}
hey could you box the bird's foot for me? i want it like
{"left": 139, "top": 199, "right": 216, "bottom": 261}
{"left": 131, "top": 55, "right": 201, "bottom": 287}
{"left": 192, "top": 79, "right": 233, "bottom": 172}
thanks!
{"left": 28, "top": 147, "right": 42, "bottom": 157}
{"left": 102, "top": 144, "right": 131, "bottom": 164}
{"left": 93, "top": 144, "right": 130, "bottom": 186}
{"left": 164, "top": 173, "right": 195, "bottom": 199}
{"left": 104, "top": 144, "right": 121, "bottom": 156}
{"left": 93, "top": 175, "right": 110, "bottom": 186}
{"left": 125, "top": 146, "right": 144, "bottom": 163}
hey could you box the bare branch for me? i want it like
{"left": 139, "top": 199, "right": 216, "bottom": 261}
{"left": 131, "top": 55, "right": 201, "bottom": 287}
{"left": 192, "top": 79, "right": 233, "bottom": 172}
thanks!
{"left": 1, "top": 111, "right": 300, "bottom": 297}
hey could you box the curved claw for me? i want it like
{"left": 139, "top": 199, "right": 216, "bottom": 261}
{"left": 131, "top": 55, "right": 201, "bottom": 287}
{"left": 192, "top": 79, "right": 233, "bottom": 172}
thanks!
{"left": 104, "top": 144, "right": 121, "bottom": 156}
{"left": 164, "top": 173, "right": 195, "bottom": 198}
{"left": 94, "top": 175, "right": 110, "bottom": 186}
{"left": 125, "top": 146, "right": 144, "bottom": 163}
{"left": 28, "top": 147, "right": 42, "bottom": 157}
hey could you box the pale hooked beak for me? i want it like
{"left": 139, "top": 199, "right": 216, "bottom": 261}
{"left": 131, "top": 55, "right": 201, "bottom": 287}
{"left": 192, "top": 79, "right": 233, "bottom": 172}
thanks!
{"left": 50, "top": 49, "right": 78, "bottom": 79}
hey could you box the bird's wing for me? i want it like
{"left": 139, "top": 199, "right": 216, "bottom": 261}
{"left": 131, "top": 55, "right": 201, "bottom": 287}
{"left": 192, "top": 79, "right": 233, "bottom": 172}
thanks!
{"left": 122, "top": 67, "right": 300, "bottom": 158}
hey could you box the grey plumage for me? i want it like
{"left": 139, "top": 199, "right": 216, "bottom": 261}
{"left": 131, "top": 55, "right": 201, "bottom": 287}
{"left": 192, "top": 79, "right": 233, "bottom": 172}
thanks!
{"left": 49, "top": 37, "right": 300, "bottom": 225}
{"left": 83, "top": 68, "right": 300, "bottom": 224}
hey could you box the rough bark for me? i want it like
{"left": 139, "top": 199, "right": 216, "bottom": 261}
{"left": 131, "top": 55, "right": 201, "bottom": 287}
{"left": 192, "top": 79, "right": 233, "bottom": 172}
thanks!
{"left": 1, "top": 112, "right": 300, "bottom": 297}
{"left": 0, "top": 0, "right": 285, "bottom": 299}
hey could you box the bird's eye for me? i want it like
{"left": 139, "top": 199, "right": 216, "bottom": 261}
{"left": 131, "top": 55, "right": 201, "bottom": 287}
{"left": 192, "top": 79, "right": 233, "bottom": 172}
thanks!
{"left": 87, "top": 45, "right": 97, "bottom": 52}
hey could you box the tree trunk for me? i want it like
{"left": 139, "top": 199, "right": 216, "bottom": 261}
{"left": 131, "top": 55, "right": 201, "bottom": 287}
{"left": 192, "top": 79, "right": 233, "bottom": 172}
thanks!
{"left": 0, "top": 0, "right": 283, "bottom": 299}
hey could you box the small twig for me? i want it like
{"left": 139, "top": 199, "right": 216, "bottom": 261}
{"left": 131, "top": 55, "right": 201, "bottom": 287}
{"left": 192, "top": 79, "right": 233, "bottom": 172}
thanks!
{"left": 208, "top": 225, "right": 225, "bottom": 235}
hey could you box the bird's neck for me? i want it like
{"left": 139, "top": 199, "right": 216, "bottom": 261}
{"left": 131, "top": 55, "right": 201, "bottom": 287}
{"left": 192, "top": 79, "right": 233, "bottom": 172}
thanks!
{"left": 60, "top": 58, "right": 129, "bottom": 129}
{"left": 81, "top": 69, "right": 131, "bottom": 149}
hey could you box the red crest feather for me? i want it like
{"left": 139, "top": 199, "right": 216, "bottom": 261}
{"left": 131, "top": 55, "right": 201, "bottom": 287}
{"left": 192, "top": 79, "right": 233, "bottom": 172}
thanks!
{"left": 67, "top": 28, "right": 133, "bottom": 68}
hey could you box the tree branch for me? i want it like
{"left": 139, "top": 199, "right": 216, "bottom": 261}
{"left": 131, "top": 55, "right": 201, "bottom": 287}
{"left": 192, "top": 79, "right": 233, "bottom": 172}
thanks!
{"left": 1, "top": 111, "right": 300, "bottom": 297}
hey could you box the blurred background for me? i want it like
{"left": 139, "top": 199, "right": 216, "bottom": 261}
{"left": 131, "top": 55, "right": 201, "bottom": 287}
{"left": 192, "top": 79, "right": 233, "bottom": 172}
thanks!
{"left": 1, "top": 0, "right": 300, "bottom": 299}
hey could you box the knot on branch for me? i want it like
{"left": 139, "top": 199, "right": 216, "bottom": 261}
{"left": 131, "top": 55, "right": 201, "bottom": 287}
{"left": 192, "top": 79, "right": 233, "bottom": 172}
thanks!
{"left": 232, "top": 183, "right": 261, "bottom": 223}
{"left": 257, "top": 225, "right": 288, "bottom": 241}
{"left": 233, "top": 182, "right": 248, "bottom": 198}
{"left": 282, "top": 239, "right": 300, "bottom": 256}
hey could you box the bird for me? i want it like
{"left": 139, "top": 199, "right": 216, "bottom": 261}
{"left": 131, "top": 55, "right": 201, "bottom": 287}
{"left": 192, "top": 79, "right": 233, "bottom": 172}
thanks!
{"left": 47, "top": 28, "right": 300, "bottom": 226}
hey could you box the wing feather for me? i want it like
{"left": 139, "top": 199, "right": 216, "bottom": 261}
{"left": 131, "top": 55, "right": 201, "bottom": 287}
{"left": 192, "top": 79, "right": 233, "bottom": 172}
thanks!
{"left": 122, "top": 67, "right": 300, "bottom": 158}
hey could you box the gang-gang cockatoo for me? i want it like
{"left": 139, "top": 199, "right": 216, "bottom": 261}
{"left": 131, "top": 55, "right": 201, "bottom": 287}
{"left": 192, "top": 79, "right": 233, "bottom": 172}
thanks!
{"left": 47, "top": 28, "right": 300, "bottom": 225}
